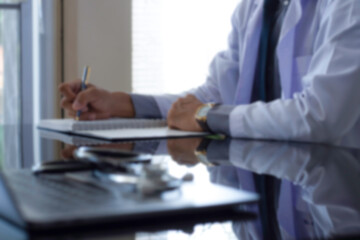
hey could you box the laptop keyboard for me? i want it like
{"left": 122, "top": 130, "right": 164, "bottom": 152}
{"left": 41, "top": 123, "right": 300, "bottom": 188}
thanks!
{"left": 4, "top": 171, "right": 124, "bottom": 215}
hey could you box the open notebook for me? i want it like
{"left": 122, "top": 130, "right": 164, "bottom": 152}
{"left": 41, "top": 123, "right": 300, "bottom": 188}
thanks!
{"left": 38, "top": 118, "right": 208, "bottom": 140}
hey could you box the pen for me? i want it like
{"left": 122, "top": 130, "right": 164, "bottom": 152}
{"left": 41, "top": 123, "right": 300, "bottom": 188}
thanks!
{"left": 76, "top": 66, "right": 91, "bottom": 121}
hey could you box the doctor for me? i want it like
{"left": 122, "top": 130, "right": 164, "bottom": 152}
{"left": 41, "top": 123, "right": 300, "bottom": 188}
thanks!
{"left": 59, "top": 0, "right": 360, "bottom": 147}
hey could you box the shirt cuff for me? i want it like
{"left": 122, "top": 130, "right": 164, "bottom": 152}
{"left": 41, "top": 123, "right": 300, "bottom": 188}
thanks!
{"left": 130, "top": 94, "right": 163, "bottom": 119}
{"left": 207, "top": 105, "right": 235, "bottom": 135}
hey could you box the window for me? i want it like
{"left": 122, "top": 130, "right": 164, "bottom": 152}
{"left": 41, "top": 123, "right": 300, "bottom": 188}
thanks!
{"left": 132, "top": 0, "right": 240, "bottom": 94}
{"left": 0, "top": 0, "right": 32, "bottom": 169}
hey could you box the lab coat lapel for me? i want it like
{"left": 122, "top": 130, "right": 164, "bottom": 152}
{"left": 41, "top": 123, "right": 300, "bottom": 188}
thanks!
{"left": 277, "top": 0, "right": 304, "bottom": 99}
{"left": 234, "top": 0, "right": 263, "bottom": 104}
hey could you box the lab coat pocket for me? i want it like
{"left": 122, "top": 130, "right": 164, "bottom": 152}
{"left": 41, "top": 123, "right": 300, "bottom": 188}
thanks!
{"left": 296, "top": 55, "right": 312, "bottom": 87}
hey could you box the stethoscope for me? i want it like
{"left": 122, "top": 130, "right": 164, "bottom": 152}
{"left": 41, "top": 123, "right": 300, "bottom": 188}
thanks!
{"left": 33, "top": 147, "right": 152, "bottom": 174}
{"left": 32, "top": 147, "right": 190, "bottom": 195}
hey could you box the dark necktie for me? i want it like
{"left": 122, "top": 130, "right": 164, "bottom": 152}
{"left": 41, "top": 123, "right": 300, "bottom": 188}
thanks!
{"left": 254, "top": 174, "right": 282, "bottom": 239}
{"left": 253, "top": 0, "right": 281, "bottom": 102}
{"left": 253, "top": 3, "right": 284, "bottom": 238}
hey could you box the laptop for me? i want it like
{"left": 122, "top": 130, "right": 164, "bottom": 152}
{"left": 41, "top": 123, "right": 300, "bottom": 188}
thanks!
{"left": 0, "top": 169, "right": 259, "bottom": 232}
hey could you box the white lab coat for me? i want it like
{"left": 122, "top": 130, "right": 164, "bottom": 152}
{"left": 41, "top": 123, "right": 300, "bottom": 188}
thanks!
{"left": 153, "top": 0, "right": 360, "bottom": 148}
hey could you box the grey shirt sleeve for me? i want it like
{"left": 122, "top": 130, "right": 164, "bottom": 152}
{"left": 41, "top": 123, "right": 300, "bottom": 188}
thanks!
{"left": 130, "top": 94, "right": 163, "bottom": 119}
{"left": 131, "top": 94, "right": 234, "bottom": 136}
{"left": 207, "top": 105, "right": 236, "bottom": 135}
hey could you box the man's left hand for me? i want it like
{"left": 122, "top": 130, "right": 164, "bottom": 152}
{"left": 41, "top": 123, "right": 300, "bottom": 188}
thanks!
{"left": 167, "top": 94, "right": 203, "bottom": 132}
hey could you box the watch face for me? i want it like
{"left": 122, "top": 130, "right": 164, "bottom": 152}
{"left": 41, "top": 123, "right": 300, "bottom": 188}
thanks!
{"left": 197, "top": 105, "right": 212, "bottom": 117}
{"left": 196, "top": 104, "right": 214, "bottom": 132}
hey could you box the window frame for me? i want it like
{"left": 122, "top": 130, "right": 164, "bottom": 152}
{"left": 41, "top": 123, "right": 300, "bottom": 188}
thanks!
{"left": 20, "top": 0, "right": 34, "bottom": 168}
{"left": 0, "top": 1, "right": 63, "bottom": 169}
{"left": 0, "top": 1, "right": 33, "bottom": 168}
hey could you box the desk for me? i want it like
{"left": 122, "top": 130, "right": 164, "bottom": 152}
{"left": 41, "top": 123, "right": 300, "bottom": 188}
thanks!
{"left": 1, "top": 125, "right": 360, "bottom": 239}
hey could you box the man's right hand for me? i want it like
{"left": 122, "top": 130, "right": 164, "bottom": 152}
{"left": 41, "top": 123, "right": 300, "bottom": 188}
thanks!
{"left": 59, "top": 80, "right": 135, "bottom": 120}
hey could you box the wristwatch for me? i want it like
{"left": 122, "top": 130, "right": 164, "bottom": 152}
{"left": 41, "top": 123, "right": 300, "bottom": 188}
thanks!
{"left": 195, "top": 103, "right": 215, "bottom": 132}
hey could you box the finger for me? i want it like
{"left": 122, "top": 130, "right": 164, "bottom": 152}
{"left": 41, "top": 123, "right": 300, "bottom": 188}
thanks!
{"left": 175, "top": 99, "right": 185, "bottom": 108}
{"left": 59, "top": 80, "right": 82, "bottom": 98}
{"left": 59, "top": 85, "right": 76, "bottom": 99}
{"left": 67, "top": 79, "right": 83, "bottom": 92}
{"left": 185, "top": 94, "right": 196, "bottom": 99}
{"left": 168, "top": 124, "right": 177, "bottom": 130}
{"left": 177, "top": 97, "right": 186, "bottom": 103}
{"left": 167, "top": 108, "right": 175, "bottom": 125}
{"left": 175, "top": 101, "right": 182, "bottom": 109}
{"left": 61, "top": 97, "right": 90, "bottom": 112}
{"left": 72, "top": 88, "right": 100, "bottom": 110}
{"left": 76, "top": 112, "right": 96, "bottom": 121}
{"left": 66, "top": 109, "right": 76, "bottom": 118}
{"left": 177, "top": 95, "right": 196, "bottom": 106}
{"left": 60, "top": 97, "right": 74, "bottom": 110}
{"left": 167, "top": 121, "right": 180, "bottom": 130}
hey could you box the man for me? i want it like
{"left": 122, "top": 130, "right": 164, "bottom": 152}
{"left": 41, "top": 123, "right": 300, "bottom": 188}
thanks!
{"left": 60, "top": 0, "right": 360, "bottom": 148}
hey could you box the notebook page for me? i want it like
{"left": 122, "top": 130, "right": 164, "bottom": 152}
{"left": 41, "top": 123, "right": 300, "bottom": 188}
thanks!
{"left": 38, "top": 119, "right": 75, "bottom": 132}
{"left": 38, "top": 118, "right": 167, "bottom": 132}
{"left": 72, "top": 118, "right": 167, "bottom": 131}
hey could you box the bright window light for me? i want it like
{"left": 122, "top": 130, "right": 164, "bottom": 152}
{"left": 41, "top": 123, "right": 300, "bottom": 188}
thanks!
{"left": 133, "top": 0, "right": 240, "bottom": 94}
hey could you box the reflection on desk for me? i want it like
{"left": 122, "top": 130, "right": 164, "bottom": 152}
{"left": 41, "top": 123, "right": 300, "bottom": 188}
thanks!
{"left": 4, "top": 130, "right": 359, "bottom": 240}
{"left": 204, "top": 139, "right": 360, "bottom": 239}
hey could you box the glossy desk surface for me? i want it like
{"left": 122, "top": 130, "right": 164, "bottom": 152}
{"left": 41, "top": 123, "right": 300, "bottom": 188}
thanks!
{"left": 0, "top": 125, "right": 359, "bottom": 239}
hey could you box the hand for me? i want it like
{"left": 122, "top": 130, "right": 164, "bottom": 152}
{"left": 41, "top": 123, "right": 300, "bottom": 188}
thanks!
{"left": 59, "top": 80, "right": 135, "bottom": 120}
{"left": 167, "top": 138, "right": 202, "bottom": 166}
{"left": 167, "top": 94, "right": 203, "bottom": 132}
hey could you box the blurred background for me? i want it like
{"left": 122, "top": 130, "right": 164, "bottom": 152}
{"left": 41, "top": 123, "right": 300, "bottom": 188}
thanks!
{"left": 0, "top": 0, "right": 240, "bottom": 167}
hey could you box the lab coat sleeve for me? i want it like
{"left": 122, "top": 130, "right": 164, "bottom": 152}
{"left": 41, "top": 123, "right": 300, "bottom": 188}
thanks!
{"left": 152, "top": 3, "right": 242, "bottom": 118}
{"left": 225, "top": 1, "right": 360, "bottom": 143}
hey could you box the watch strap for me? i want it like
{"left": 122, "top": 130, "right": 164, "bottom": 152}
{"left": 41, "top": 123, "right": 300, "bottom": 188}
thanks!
{"left": 195, "top": 103, "right": 216, "bottom": 132}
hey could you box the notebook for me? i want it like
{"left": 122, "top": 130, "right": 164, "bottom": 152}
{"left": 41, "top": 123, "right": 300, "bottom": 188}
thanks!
{"left": 38, "top": 118, "right": 208, "bottom": 140}
{"left": 39, "top": 118, "right": 167, "bottom": 132}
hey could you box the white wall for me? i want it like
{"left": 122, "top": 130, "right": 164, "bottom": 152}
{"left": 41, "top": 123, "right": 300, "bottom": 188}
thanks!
{"left": 64, "top": 0, "right": 132, "bottom": 92}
